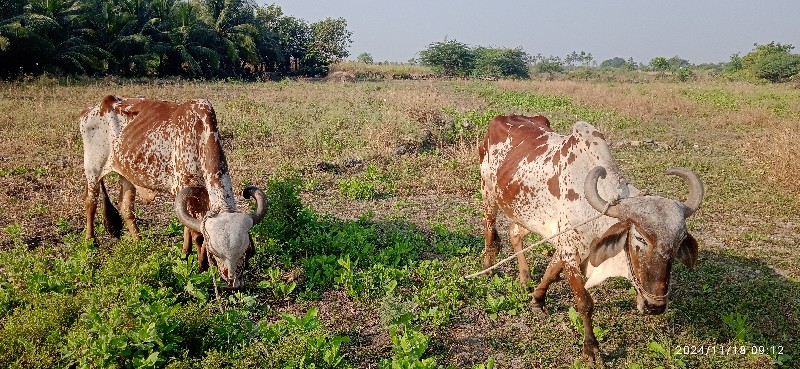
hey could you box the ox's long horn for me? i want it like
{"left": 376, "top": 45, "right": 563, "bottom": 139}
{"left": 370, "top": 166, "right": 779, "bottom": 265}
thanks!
{"left": 584, "top": 166, "right": 623, "bottom": 219}
{"left": 664, "top": 167, "right": 704, "bottom": 217}
{"left": 174, "top": 187, "right": 203, "bottom": 232}
{"left": 243, "top": 186, "right": 268, "bottom": 224}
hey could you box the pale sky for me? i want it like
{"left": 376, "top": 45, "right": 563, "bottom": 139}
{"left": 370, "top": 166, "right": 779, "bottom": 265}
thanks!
{"left": 269, "top": 1, "right": 800, "bottom": 65}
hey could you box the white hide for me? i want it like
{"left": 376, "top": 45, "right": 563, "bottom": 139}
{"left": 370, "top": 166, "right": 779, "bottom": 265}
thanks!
{"left": 583, "top": 250, "right": 631, "bottom": 289}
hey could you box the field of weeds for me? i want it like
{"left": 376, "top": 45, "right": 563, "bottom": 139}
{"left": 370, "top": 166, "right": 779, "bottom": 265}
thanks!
{"left": 0, "top": 76, "right": 799, "bottom": 368}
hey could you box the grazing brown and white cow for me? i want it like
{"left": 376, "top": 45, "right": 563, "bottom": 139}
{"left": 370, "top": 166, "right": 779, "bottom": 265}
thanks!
{"left": 479, "top": 115, "right": 703, "bottom": 361}
{"left": 80, "top": 95, "right": 268, "bottom": 288}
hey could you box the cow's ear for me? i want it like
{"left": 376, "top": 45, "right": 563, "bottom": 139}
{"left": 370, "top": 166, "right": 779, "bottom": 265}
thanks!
{"left": 676, "top": 233, "right": 698, "bottom": 270}
{"left": 589, "top": 221, "right": 629, "bottom": 267}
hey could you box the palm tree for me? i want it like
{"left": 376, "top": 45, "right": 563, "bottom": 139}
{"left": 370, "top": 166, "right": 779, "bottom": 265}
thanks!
{"left": 200, "top": 0, "right": 258, "bottom": 76}
{"left": 164, "top": 2, "right": 222, "bottom": 77}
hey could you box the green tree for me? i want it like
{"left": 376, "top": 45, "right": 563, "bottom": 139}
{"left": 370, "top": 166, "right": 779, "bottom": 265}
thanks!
{"left": 419, "top": 39, "right": 475, "bottom": 77}
{"left": 737, "top": 42, "right": 799, "bottom": 82}
{"left": 599, "top": 57, "right": 626, "bottom": 69}
{"left": 534, "top": 56, "right": 563, "bottom": 75}
{"left": 0, "top": 0, "right": 106, "bottom": 75}
{"left": 755, "top": 52, "right": 800, "bottom": 82}
{"left": 268, "top": 12, "right": 311, "bottom": 74}
{"left": 0, "top": 0, "right": 348, "bottom": 78}
{"left": 724, "top": 53, "right": 743, "bottom": 73}
{"left": 650, "top": 56, "right": 670, "bottom": 72}
{"left": 741, "top": 42, "right": 794, "bottom": 70}
{"left": 199, "top": 0, "right": 259, "bottom": 77}
{"left": 357, "top": 52, "right": 373, "bottom": 64}
{"left": 472, "top": 46, "right": 530, "bottom": 78}
{"left": 667, "top": 55, "right": 691, "bottom": 70}
{"left": 309, "top": 17, "right": 351, "bottom": 62}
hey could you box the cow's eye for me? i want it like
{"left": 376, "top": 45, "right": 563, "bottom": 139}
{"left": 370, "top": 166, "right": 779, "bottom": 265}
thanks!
{"left": 634, "top": 235, "right": 646, "bottom": 244}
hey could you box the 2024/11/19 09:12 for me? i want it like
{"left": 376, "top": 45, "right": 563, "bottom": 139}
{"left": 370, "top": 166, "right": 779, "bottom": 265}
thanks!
{"left": 676, "top": 345, "right": 784, "bottom": 356}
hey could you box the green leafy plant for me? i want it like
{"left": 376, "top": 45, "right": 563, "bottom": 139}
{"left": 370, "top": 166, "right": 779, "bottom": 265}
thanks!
{"left": 64, "top": 286, "right": 183, "bottom": 369}
{"left": 472, "top": 356, "right": 495, "bottom": 369}
{"left": 334, "top": 254, "right": 357, "bottom": 296}
{"left": 258, "top": 267, "right": 297, "bottom": 301}
{"left": 259, "top": 307, "right": 350, "bottom": 368}
{"left": 3, "top": 222, "right": 23, "bottom": 246}
{"left": 722, "top": 312, "right": 754, "bottom": 342}
{"left": 172, "top": 253, "right": 211, "bottom": 303}
{"left": 648, "top": 339, "right": 686, "bottom": 368}
{"left": 568, "top": 358, "right": 589, "bottom": 369}
{"left": 338, "top": 165, "right": 395, "bottom": 200}
{"left": 378, "top": 324, "right": 438, "bottom": 369}
{"left": 485, "top": 294, "right": 509, "bottom": 320}
{"left": 568, "top": 306, "right": 609, "bottom": 342}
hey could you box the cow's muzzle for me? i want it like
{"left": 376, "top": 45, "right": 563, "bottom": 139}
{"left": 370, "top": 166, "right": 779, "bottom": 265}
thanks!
{"left": 637, "top": 294, "right": 667, "bottom": 315}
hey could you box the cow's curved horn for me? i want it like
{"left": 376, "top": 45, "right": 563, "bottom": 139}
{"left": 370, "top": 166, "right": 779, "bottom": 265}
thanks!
{"left": 243, "top": 186, "right": 268, "bottom": 224}
{"left": 664, "top": 167, "right": 704, "bottom": 217}
{"left": 584, "top": 166, "right": 623, "bottom": 219}
{"left": 174, "top": 187, "right": 203, "bottom": 232}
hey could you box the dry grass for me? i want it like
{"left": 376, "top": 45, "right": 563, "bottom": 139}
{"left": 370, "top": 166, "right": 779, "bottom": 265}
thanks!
{"left": 1, "top": 77, "right": 799, "bottom": 368}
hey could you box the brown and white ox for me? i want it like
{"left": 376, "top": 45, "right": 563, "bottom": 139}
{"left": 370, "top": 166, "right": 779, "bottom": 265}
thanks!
{"left": 479, "top": 115, "right": 703, "bottom": 361}
{"left": 80, "top": 95, "right": 268, "bottom": 288}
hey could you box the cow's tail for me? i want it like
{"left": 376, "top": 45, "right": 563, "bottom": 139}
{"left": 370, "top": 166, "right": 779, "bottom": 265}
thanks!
{"left": 100, "top": 180, "right": 123, "bottom": 238}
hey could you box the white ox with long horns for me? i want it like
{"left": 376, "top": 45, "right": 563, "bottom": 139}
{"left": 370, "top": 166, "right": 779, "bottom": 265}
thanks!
{"left": 80, "top": 95, "right": 267, "bottom": 288}
{"left": 479, "top": 115, "right": 704, "bottom": 361}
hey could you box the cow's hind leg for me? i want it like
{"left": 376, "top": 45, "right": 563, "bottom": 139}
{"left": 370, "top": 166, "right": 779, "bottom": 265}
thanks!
{"left": 118, "top": 177, "right": 141, "bottom": 240}
{"left": 531, "top": 256, "right": 564, "bottom": 313}
{"left": 509, "top": 222, "right": 532, "bottom": 286}
{"left": 482, "top": 203, "right": 501, "bottom": 273}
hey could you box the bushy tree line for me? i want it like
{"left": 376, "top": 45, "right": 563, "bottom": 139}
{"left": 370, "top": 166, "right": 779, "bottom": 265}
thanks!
{"left": 0, "top": 0, "right": 352, "bottom": 78}
{"left": 418, "top": 39, "right": 531, "bottom": 78}
{"left": 725, "top": 42, "right": 800, "bottom": 82}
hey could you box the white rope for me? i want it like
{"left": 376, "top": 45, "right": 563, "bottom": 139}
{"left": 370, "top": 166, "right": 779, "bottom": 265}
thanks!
{"left": 465, "top": 213, "right": 606, "bottom": 279}
{"left": 465, "top": 195, "right": 621, "bottom": 279}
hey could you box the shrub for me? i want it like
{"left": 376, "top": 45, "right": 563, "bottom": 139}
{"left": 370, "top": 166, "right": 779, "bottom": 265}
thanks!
{"left": 534, "top": 56, "right": 564, "bottom": 75}
{"left": 419, "top": 39, "right": 475, "bottom": 77}
{"left": 755, "top": 52, "right": 800, "bottom": 82}
{"left": 338, "top": 176, "right": 379, "bottom": 200}
{"left": 338, "top": 164, "right": 395, "bottom": 200}
{"left": 250, "top": 308, "right": 350, "bottom": 368}
{"left": 63, "top": 286, "right": 183, "bottom": 369}
{"left": 0, "top": 293, "right": 81, "bottom": 369}
{"left": 378, "top": 324, "right": 438, "bottom": 369}
{"left": 472, "top": 47, "right": 531, "bottom": 78}
{"left": 252, "top": 174, "right": 306, "bottom": 244}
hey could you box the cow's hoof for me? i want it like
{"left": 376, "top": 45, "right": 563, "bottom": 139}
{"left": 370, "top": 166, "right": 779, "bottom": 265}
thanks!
{"left": 582, "top": 341, "right": 603, "bottom": 367}
{"left": 530, "top": 300, "right": 548, "bottom": 315}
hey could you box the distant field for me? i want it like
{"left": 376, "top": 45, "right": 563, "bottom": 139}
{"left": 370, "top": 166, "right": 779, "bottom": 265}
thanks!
{"left": 0, "top": 77, "right": 798, "bottom": 368}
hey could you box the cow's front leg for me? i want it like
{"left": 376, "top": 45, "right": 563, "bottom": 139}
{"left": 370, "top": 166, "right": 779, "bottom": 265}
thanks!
{"left": 565, "top": 263, "right": 601, "bottom": 363}
{"left": 531, "top": 256, "right": 564, "bottom": 313}
{"left": 84, "top": 179, "right": 100, "bottom": 240}
{"left": 509, "top": 222, "right": 531, "bottom": 286}
{"left": 193, "top": 231, "right": 208, "bottom": 273}
{"left": 182, "top": 227, "right": 192, "bottom": 258}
